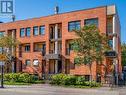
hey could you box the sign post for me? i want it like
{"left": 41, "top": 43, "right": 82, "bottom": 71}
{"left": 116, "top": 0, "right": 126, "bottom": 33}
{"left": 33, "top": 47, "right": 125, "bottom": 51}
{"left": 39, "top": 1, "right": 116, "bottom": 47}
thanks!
{"left": 0, "top": 61, "right": 4, "bottom": 88}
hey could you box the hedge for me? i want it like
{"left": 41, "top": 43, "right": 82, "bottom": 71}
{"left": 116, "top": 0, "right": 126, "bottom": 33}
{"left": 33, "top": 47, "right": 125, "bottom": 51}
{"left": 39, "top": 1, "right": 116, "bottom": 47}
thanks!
{"left": 50, "top": 74, "right": 100, "bottom": 87}
{"left": 2, "top": 73, "right": 36, "bottom": 83}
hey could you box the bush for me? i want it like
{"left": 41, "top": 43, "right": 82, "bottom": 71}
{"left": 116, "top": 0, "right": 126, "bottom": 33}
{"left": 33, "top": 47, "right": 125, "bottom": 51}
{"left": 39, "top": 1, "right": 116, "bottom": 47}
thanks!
{"left": 76, "top": 76, "right": 85, "bottom": 85}
{"left": 18, "top": 73, "right": 34, "bottom": 83}
{"left": 51, "top": 74, "right": 65, "bottom": 85}
{"left": 3, "top": 73, "right": 35, "bottom": 83}
{"left": 62, "top": 75, "right": 77, "bottom": 85}
{"left": 50, "top": 74, "right": 101, "bottom": 87}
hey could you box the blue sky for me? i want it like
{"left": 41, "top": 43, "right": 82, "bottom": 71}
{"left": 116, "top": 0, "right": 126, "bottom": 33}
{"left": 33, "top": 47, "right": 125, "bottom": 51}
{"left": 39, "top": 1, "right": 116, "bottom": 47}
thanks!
{"left": 0, "top": 0, "right": 126, "bottom": 43}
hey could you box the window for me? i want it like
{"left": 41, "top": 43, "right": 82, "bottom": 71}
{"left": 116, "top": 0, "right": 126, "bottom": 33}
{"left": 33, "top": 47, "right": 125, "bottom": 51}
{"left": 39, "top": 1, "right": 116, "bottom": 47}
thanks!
{"left": 25, "top": 44, "right": 30, "bottom": 52}
{"left": 33, "top": 26, "right": 39, "bottom": 36}
{"left": 33, "top": 59, "right": 39, "bottom": 66}
{"left": 68, "top": 21, "right": 81, "bottom": 31}
{"left": 85, "top": 75, "right": 90, "bottom": 81}
{"left": 20, "top": 28, "right": 25, "bottom": 37}
{"left": 107, "top": 21, "right": 113, "bottom": 35}
{"left": 40, "top": 26, "right": 45, "bottom": 35}
{"left": 84, "top": 18, "right": 98, "bottom": 27}
{"left": 108, "top": 39, "right": 113, "bottom": 48}
{"left": 25, "top": 60, "right": 30, "bottom": 66}
{"left": 26, "top": 27, "right": 31, "bottom": 37}
{"left": 0, "top": 32, "right": 5, "bottom": 37}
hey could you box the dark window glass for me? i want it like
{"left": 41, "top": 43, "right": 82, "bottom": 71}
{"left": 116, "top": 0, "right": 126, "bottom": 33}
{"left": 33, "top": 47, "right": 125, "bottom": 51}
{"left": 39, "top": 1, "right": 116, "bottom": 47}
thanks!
{"left": 108, "top": 40, "right": 113, "bottom": 48}
{"left": 26, "top": 27, "right": 31, "bottom": 37}
{"left": 84, "top": 18, "right": 98, "bottom": 27}
{"left": 25, "top": 44, "right": 30, "bottom": 52}
{"left": 40, "top": 26, "right": 45, "bottom": 35}
{"left": 85, "top": 75, "right": 90, "bottom": 81}
{"left": 68, "top": 21, "right": 81, "bottom": 31}
{"left": 20, "top": 28, "right": 25, "bottom": 37}
{"left": 25, "top": 60, "right": 30, "bottom": 66}
{"left": 107, "top": 22, "right": 113, "bottom": 35}
{"left": 33, "top": 26, "right": 39, "bottom": 36}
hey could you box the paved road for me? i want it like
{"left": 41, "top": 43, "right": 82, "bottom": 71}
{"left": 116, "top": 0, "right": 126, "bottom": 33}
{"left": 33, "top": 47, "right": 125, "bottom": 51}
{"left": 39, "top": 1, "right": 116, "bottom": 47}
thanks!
{"left": 0, "top": 84, "right": 126, "bottom": 95}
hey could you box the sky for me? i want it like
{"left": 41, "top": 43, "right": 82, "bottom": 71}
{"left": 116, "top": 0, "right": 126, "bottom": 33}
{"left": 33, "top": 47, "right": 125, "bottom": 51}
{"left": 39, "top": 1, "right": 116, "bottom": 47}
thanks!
{"left": 0, "top": 0, "right": 126, "bottom": 43}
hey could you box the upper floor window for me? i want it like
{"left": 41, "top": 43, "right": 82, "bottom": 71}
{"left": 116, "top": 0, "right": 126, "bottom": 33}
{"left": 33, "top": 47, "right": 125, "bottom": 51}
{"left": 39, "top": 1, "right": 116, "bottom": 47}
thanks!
{"left": 26, "top": 27, "right": 31, "bottom": 37}
{"left": 84, "top": 18, "right": 98, "bottom": 27}
{"left": 25, "top": 60, "right": 30, "bottom": 66}
{"left": 40, "top": 26, "right": 45, "bottom": 35}
{"left": 68, "top": 21, "right": 81, "bottom": 31}
{"left": 20, "top": 28, "right": 25, "bottom": 37}
{"left": 25, "top": 44, "right": 30, "bottom": 52}
{"left": 33, "top": 26, "right": 39, "bottom": 36}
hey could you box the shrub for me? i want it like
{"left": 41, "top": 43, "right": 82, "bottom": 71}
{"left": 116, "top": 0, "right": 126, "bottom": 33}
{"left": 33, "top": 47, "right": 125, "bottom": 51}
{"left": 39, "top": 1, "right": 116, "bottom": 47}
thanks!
{"left": 3, "top": 73, "right": 35, "bottom": 83}
{"left": 76, "top": 76, "right": 85, "bottom": 85}
{"left": 51, "top": 74, "right": 65, "bottom": 85}
{"left": 50, "top": 74, "right": 101, "bottom": 87}
{"left": 62, "top": 75, "right": 77, "bottom": 85}
{"left": 18, "top": 73, "right": 34, "bottom": 83}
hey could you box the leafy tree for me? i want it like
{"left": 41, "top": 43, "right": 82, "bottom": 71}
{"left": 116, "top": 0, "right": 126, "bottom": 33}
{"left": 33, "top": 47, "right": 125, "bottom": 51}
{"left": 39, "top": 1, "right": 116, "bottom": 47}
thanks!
{"left": 121, "top": 42, "right": 126, "bottom": 66}
{"left": 72, "top": 25, "right": 109, "bottom": 81}
{"left": 0, "top": 36, "right": 19, "bottom": 73}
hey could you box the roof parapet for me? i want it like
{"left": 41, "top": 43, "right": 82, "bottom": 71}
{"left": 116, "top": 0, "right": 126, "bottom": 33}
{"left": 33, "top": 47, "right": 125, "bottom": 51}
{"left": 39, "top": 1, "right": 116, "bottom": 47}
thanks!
{"left": 107, "top": 5, "right": 116, "bottom": 15}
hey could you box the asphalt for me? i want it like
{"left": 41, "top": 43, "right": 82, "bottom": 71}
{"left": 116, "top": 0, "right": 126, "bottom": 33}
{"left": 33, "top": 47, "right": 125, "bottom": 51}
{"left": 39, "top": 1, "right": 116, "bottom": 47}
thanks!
{"left": 0, "top": 84, "right": 126, "bottom": 95}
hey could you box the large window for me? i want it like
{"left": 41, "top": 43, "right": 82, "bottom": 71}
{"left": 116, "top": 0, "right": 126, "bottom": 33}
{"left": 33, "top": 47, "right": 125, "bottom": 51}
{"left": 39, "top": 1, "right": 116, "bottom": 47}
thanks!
{"left": 25, "top": 60, "right": 30, "bottom": 66}
{"left": 68, "top": 21, "right": 81, "bottom": 31}
{"left": 33, "top": 26, "right": 39, "bottom": 36}
{"left": 84, "top": 18, "right": 98, "bottom": 27}
{"left": 20, "top": 28, "right": 25, "bottom": 37}
{"left": 40, "top": 26, "right": 45, "bottom": 35}
{"left": 25, "top": 44, "right": 30, "bottom": 52}
{"left": 26, "top": 27, "right": 31, "bottom": 37}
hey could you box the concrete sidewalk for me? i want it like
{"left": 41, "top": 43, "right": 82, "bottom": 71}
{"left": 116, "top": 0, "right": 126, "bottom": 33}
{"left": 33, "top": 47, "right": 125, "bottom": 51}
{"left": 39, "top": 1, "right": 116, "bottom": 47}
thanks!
{"left": 0, "top": 84, "right": 125, "bottom": 95}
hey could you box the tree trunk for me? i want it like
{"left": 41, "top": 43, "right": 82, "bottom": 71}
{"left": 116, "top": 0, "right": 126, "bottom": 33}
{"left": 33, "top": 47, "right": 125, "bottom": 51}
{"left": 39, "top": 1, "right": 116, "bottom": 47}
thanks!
{"left": 89, "top": 64, "right": 92, "bottom": 82}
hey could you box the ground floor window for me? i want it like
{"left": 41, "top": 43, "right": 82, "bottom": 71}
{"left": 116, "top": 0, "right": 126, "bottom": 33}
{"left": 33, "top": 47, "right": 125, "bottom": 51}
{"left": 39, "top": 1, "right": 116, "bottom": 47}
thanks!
{"left": 85, "top": 75, "right": 90, "bottom": 81}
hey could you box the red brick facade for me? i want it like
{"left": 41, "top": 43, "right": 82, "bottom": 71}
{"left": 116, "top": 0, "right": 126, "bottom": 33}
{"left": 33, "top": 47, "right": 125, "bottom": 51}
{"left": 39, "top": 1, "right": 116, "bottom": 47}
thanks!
{"left": 0, "top": 5, "right": 122, "bottom": 82}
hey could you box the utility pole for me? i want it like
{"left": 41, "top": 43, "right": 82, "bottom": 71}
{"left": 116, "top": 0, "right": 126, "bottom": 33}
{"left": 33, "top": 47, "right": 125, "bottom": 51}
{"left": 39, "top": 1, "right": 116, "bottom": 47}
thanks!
{"left": 11, "top": 15, "right": 16, "bottom": 73}
{"left": 0, "top": 64, "right": 4, "bottom": 88}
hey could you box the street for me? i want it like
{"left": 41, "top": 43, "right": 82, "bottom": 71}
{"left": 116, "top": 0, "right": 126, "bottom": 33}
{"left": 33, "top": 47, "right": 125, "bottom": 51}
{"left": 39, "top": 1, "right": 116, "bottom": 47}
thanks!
{"left": 0, "top": 84, "right": 126, "bottom": 95}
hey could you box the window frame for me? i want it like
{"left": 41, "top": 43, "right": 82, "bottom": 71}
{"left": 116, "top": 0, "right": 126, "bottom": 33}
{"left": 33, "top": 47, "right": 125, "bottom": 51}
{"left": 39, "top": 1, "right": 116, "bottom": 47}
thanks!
{"left": 68, "top": 20, "right": 81, "bottom": 32}
{"left": 20, "top": 28, "right": 25, "bottom": 37}
{"left": 39, "top": 25, "right": 45, "bottom": 35}
{"left": 25, "top": 59, "right": 31, "bottom": 66}
{"left": 26, "top": 27, "right": 31, "bottom": 37}
{"left": 24, "top": 44, "right": 30, "bottom": 52}
{"left": 33, "top": 59, "right": 39, "bottom": 66}
{"left": 33, "top": 26, "right": 39, "bottom": 36}
{"left": 84, "top": 18, "right": 99, "bottom": 27}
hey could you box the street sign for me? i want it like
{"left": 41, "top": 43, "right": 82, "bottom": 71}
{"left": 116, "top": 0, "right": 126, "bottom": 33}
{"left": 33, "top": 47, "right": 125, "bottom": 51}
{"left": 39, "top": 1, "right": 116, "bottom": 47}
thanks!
{"left": 0, "top": 61, "right": 4, "bottom": 66}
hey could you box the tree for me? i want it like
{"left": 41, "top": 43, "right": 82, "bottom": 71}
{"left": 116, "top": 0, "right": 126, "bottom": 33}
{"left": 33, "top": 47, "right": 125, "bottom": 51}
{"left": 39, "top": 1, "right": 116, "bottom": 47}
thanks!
{"left": 121, "top": 42, "right": 126, "bottom": 66}
{"left": 0, "top": 36, "right": 19, "bottom": 73}
{"left": 72, "top": 25, "right": 109, "bottom": 81}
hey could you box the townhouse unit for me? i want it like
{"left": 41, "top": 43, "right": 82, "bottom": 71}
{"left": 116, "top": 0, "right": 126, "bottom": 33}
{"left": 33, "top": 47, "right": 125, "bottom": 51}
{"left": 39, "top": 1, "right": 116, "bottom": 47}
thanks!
{"left": 0, "top": 5, "right": 122, "bottom": 82}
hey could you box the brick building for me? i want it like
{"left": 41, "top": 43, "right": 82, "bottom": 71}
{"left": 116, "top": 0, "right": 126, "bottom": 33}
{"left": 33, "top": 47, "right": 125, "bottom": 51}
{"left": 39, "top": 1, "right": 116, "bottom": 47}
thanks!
{"left": 0, "top": 5, "right": 122, "bottom": 82}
